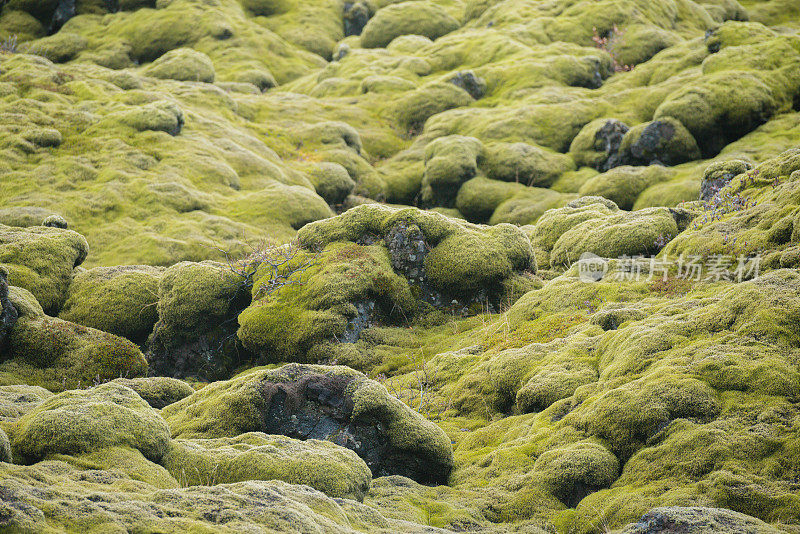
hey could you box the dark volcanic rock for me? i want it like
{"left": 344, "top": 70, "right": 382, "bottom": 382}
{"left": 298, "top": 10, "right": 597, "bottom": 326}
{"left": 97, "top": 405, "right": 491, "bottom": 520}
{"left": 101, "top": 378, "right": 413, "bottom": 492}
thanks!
{"left": 0, "top": 267, "right": 19, "bottom": 352}
{"left": 447, "top": 70, "right": 487, "bottom": 100}
{"left": 343, "top": 1, "right": 370, "bottom": 37}
{"left": 596, "top": 119, "right": 630, "bottom": 171}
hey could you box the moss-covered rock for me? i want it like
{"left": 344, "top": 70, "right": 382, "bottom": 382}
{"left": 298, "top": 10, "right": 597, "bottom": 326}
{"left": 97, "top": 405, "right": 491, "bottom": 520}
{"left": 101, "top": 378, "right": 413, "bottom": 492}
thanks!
{"left": 3, "top": 310, "right": 148, "bottom": 391}
{"left": 297, "top": 204, "right": 534, "bottom": 295}
{"left": 361, "top": 1, "right": 460, "bottom": 49}
{"left": 619, "top": 117, "right": 702, "bottom": 167}
{"left": 699, "top": 159, "right": 752, "bottom": 201}
{"left": 393, "top": 82, "right": 473, "bottom": 131}
{"left": 579, "top": 165, "right": 675, "bottom": 210}
{"left": 480, "top": 142, "right": 576, "bottom": 188}
{"left": 0, "top": 224, "right": 88, "bottom": 315}
{"left": 10, "top": 382, "right": 171, "bottom": 464}
{"left": 163, "top": 364, "right": 454, "bottom": 484}
{"left": 59, "top": 265, "right": 162, "bottom": 344}
{"left": 308, "top": 161, "right": 356, "bottom": 204}
{"left": 533, "top": 441, "right": 619, "bottom": 507}
{"left": 569, "top": 118, "right": 630, "bottom": 171}
{"left": 420, "top": 135, "right": 483, "bottom": 207}
{"left": 163, "top": 432, "right": 372, "bottom": 500}
{"left": 110, "top": 376, "right": 194, "bottom": 409}
{"left": 237, "top": 241, "right": 416, "bottom": 362}
{"left": 147, "top": 260, "right": 251, "bottom": 380}
{"left": 142, "top": 47, "right": 215, "bottom": 83}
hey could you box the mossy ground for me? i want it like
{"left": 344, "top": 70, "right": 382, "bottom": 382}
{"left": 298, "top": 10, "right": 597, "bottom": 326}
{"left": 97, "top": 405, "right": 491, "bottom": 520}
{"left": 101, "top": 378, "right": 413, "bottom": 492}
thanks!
{"left": 0, "top": 0, "right": 799, "bottom": 532}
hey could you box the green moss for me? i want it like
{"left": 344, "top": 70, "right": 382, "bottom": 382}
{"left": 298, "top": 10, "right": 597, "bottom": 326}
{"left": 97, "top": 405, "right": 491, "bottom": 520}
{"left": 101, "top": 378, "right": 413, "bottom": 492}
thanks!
{"left": 24, "top": 32, "right": 87, "bottom": 63}
{"left": 301, "top": 204, "right": 533, "bottom": 290}
{"left": 619, "top": 117, "right": 701, "bottom": 166}
{"left": 110, "top": 377, "right": 194, "bottom": 409}
{"left": 361, "top": 1, "right": 460, "bottom": 49}
{"left": 110, "top": 100, "right": 185, "bottom": 136}
{"left": 0, "top": 384, "right": 53, "bottom": 422}
{"left": 237, "top": 242, "right": 415, "bottom": 361}
{"left": 306, "top": 162, "right": 356, "bottom": 204}
{"left": 0, "top": 460, "right": 400, "bottom": 532}
{"left": 0, "top": 10, "right": 44, "bottom": 42}
{"left": 59, "top": 265, "right": 162, "bottom": 344}
{"left": 0, "top": 426, "right": 10, "bottom": 462}
{"left": 54, "top": 445, "right": 180, "bottom": 489}
{"left": 579, "top": 165, "right": 675, "bottom": 210}
{"left": 480, "top": 142, "right": 575, "bottom": 188}
{"left": 142, "top": 47, "right": 215, "bottom": 83}
{"left": 4, "top": 313, "right": 148, "bottom": 390}
{"left": 163, "top": 432, "right": 372, "bottom": 500}
{"left": 549, "top": 206, "right": 682, "bottom": 266}
{"left": 420, "top": 135, "right": 483, "bottom": 207}
{"left": 10, "top": 382, "right": 170, "bottom": 464}
{"left": 393, "top": 81, "right": 473, "bottom": 131}
{"left": 532, "top": 441, "right": 619, "bottom": 506}
{"left": 0, "top": 224, "right": 89, "bottom": 315}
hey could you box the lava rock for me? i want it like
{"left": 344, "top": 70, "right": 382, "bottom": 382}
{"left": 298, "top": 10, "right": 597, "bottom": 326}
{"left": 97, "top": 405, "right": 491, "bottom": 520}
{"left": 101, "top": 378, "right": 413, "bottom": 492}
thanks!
{"left": 447, "top": 70, "right": 487, "bottom": 100}
{"left": 343, "top": 1, "right": 370, "bottom": 37}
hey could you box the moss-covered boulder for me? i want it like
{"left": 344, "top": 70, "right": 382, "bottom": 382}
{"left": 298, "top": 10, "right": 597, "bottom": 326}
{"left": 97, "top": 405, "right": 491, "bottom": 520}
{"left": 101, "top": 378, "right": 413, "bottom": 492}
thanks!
{"left": 297, "top": 204, "right": 534, "bottom": 295}
{"left": 480, "top": 142, "right": 575, "bottom": 188}
{"left": 699, "top": 159, "right": 752, "bottom": 201}
{"left": 393, "top": 82, "right": 473, "bottom": 131}
{"left": 142, "top": 47, "right": 216, "bottom": 83}
{"left": 361, "top": 1, "right": 460, "bottom": 49}
{"left": 3, "top": 300, "right": 148, "bottom": 391}
{"left": 110, "top": 377, "right": 194, "bottom": 409}
{"left": 530, "top": 197, "right": 688, "bottom": 268}
{"left": 618, "top": 117, "right": 702, "bottom": 167}
{"left": 308, "top": 161, "right": 356, "bottom": 204}
{"left": 147, "top": 260, "right": 251, "bottom": 380}
{"left": 237, "top": 241, "right": 416, "bottom": 362}
{"left": 163, "top": 364, "right": 454, "bottom": 484}
{"left": 420, "top": 135, "right": 483, "bottom": 207}
{"left": 533, "top": 442, "right": 619, "bottom": 507}
{"left": 579, "top": 165, "right": 675, "bottom": 210}
{"left": 568, "top": 118, "right": 630, "bottom": 171}
{"left": 0, "top": 224, "right": 88, "bottom": 315}
{"left": 59, "top": 265, "right": 162, "bottom": 344}
{"left": 163, "top": 432, "right": 372, "bottom": 500}
{"left": 10, "top": 382, "right": 171, "bottom": 464}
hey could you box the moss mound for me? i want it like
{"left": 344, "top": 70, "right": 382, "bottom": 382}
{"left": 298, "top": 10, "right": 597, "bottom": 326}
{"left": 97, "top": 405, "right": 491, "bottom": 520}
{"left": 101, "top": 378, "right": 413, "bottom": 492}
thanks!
{"left": 142, "top": 47, "right": 216, "bottom": 83}
{"left": 163, "top": 432, "right": 372, "bottom": 500}
{"left": 361, "top": 1, "right": 460, "bottom": 49}
{"left": 0, "top": 224, "right": 88, "bottom": 315}
{"left": 59, "top": 265, "right": 162, "bottom": 344}
{"left": 3, "top": 307, "right": 148, "bottom": 391}
{"left": 9, "top": 382, "right": 171, "bottom": 464}
{"left": 110, "top": 377, "right": 194, "bottom": 409}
